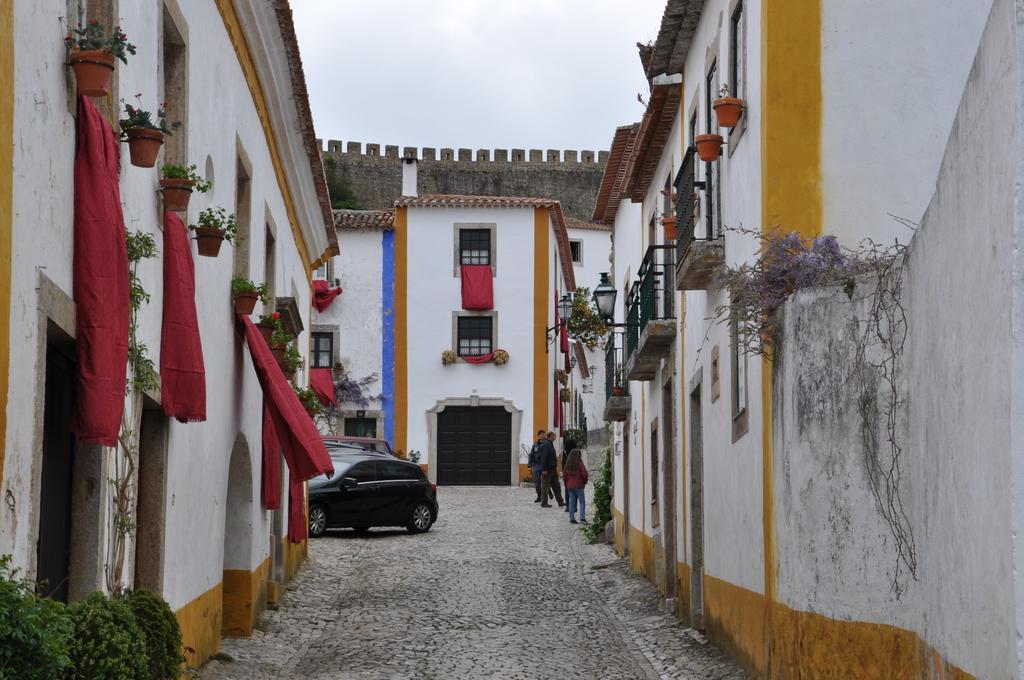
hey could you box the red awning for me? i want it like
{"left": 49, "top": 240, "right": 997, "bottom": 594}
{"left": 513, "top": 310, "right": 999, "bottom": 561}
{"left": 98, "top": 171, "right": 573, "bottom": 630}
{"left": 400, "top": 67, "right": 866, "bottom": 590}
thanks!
{"left": 239, "top": 317, "right": 334, "bottom": 482}
{"left": 160, "top": 212, "right": 206, "bottom": 422}
{"left": 309, "top": 368, "right": 336, "bottom": 407}
{"left": 460, "top": 265, "right": 493, "bottom": 310}
{"left": 72, "top": 96, "right": 130, "bottom": 446}
{"left": 312, "top": 279, "right": 342, "bottom": 312}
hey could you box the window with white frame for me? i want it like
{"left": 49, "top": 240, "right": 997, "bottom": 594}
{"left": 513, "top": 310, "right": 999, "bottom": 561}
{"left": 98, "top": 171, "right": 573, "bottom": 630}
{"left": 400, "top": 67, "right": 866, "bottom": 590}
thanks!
{"left": 569, "top": 240, "right": 583, "bottom": 264}
{"left": 313, "top": 261, "right": 330, "bottom": 281}
{"left": 457, "top": 316, "right": 493, "bottom": 357}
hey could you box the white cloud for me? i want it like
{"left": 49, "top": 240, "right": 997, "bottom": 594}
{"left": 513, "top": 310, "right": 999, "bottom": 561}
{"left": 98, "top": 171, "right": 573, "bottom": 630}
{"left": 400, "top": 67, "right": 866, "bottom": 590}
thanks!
{"left": 292, "top": 0, "right": 664, "bottom": 153}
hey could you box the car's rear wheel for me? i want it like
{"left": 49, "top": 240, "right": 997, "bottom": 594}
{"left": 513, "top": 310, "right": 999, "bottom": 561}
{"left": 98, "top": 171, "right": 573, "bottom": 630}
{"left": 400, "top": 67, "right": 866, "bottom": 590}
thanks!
{"left": 309, "top": 504, "right": 327, "bottom": 538}
{"left": 406, "top": 503, "right": 433, "bottom": 534}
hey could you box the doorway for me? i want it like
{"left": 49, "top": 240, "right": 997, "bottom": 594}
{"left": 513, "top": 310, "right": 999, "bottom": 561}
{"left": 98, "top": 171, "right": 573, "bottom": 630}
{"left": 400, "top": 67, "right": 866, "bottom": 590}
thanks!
{"left": 436, "top": 406, "right": 511, "bottom": 485}
{"left": 689, "top": 380, "right": 705, "bottom": 629}
{"left": 661, "top": 381, "right": 677, "bottom": 600}
{"left": 134, "top": 406, "right": 168, "bottom": 592}
{"left": 36, "top": 345, "right": 75, "bottom": 602}
{"left": 622, "top": 416, "right": 631, "bottom": 555}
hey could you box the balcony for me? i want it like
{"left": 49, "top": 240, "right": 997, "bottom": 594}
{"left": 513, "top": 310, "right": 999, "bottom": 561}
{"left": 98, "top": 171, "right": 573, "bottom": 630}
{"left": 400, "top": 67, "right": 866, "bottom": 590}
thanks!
{"left": 624, "top": 245, "right": 676, "bottom": 381}
{"left": 603, "top": 329, "right": 630, "bottom": 422}
{"left": 674, "top": 146, "right": 724, "bottom": 290}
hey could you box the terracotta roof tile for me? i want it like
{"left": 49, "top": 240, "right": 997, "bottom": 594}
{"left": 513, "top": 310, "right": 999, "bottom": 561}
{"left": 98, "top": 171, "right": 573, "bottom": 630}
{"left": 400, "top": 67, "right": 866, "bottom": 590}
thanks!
{"left": 647, "top": 0, "right": 705, "bottom": 80}
{"left": 565, "top": 216, "right": 612, "bottom": 232}
{"left": 622, "top": 83, "right": 681, "bottom": 202}
{"left": 592, "top": 124, "right": 640, "bottom": 224}
{"left": 333, "top": 209, "right": 395, "bottom": 231}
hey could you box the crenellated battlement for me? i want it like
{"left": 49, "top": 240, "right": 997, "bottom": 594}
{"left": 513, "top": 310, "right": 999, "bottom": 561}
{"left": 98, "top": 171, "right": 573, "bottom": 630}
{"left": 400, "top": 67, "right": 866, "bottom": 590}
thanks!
{"left": 318, "top": 139, "right": 609, "bottom": 165}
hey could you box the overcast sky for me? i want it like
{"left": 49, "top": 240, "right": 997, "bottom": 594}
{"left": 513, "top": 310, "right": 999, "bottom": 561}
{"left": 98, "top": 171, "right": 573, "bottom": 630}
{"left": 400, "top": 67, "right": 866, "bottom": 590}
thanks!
{"left": 292, "top": 1, "right": 665, "bottom": 155}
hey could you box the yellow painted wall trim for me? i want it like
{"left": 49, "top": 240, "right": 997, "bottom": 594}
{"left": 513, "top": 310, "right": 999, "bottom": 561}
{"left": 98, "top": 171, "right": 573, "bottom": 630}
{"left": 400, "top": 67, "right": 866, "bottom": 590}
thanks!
{"left": 533, "top": 208, "right": 550, "bottom": 436}
{"left": 221, "top": 556, "right": 271, "bottom": 637}
{"left": 176, "top": 582, "right": 223, "bottom": 671}
{"left": 0, "top": 0, "right": 12, "bottom": 492}
{"left": 393, "top": 206, "right": 408, "bottom": 452}
{"left": 214, "top": 0, "right": 313, "bottom": 279}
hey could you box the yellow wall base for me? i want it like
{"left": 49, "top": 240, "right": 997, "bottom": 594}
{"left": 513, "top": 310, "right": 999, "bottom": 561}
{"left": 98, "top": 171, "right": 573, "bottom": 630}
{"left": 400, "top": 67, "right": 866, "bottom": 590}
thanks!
{"left": 283, "top": 537, "right": 306, "bottom": 582}
{"left": 221, "top": 556, "right": 271, "bottom": 637}
{"left": 628, "top": 524, "right": 654, "bottom": 581}
{"left": 704, "top": 574, "right": 768, "bottom": 673}
{"left": 176, "top": 583, "right": 222, "bottom": 671}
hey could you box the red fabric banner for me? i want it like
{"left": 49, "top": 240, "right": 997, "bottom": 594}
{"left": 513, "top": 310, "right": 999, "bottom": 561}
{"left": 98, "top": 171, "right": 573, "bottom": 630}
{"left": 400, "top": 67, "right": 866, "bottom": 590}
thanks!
{"left": 72, "top": 96, "right": 130, "bottom": 446}
{"left": 309, "top": 367, "right": 336, "bottom": 407}
{"left": 462, "top": 352, "right": 494, "bottom": 365}
{"left": 560, "top": 325, "right": 570, "bottom": 355}
{"left": 312, "top": 279, "right": 342, "bottom": 312}
{"left": 287, "top": 476, "right": 307, "bottom": 543}
{"left": 160, "top": 212, "right": 206, "bottom": 422}
{"left": 460, "top": 265, "right": 493, "bottom": 310}
{"left": 239, "top": 317, "right": 334, "bottom": 482}
{"left": 261, "top": 399, "right": 282, "bottom": 510}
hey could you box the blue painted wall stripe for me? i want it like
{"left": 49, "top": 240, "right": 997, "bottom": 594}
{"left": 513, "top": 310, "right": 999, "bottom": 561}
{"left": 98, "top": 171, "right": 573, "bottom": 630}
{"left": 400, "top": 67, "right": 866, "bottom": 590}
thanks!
{"left": 381, "top": 230, "right": 396, "bottom": 444}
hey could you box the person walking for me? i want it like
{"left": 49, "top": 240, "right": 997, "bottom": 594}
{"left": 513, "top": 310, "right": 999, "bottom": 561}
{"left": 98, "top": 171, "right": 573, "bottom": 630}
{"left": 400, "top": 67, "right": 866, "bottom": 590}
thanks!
{"left": 539, "top": 432, "right": 564, "bottom": 508}
{"left": 528, "top": 430, "right": 547, "bottom": 503}
{"left": 562, "top": 449, "right": 589, "bottom": 524}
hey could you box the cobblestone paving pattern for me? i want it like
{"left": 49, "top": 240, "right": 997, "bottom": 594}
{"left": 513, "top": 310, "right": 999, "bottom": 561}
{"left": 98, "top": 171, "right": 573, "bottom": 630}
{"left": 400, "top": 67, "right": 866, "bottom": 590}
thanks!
{"left": 200, "top": 486, "right": 746, "bottom": 680}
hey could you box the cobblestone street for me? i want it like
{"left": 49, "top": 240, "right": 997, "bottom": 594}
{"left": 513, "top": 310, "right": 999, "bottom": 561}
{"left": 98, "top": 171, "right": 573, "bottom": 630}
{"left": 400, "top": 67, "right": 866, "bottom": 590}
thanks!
{"left": 200, "top": 486, "right": 744, "bottom": 680}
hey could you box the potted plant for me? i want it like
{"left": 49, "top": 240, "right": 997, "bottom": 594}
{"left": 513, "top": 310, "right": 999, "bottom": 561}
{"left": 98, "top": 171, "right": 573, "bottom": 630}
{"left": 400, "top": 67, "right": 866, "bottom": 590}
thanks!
{"left": 554, "top": 368, "right": 568, "bottom": 385}
{"left": 559, "top": 387, "right": 572, "bottom": 403}
{"left": 293, "top": 385, "right": 322, "bottom": 418}
{"left": 257, "top": 312, "right": 280, "bottom": 344}
{"left": 231, "top": 276, "right": 267, "bottom": 315}
{"left": 612, "top": 385, "right": 625, "bottom": 397}
{"left": 662, "top": 215, "right": 677, "bottom": 241}
{"left": 160, "top": 163, "right": 212, "bottom": 212}
{"left": 188, "top": 207, "right": 238, "bottom": 258}
{"left": 281, "top": 344, "right": 302, "bottom": 380}
{"left": 713, "top": 85, "right": 745, "bottom": 129}
{"left": 119, "top": 98, "right": 181, "bottom": 168}
{"left": 492, "top": 349, "right": 510, "bottom": 366}
{"left": 65, "top": 20, "right": 135, "bottom": 97}
{"left": 441, "top": 350, "right": 457, "bottom": 366}
{"left": 695, "top": 133, "right": 724, "bottom": 162}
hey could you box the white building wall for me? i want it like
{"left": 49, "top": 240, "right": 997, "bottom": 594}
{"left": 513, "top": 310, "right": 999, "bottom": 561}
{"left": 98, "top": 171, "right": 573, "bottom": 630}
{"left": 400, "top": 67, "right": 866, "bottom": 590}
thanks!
{"left": 5, "top": 0, "right": 319, "bottom": 618}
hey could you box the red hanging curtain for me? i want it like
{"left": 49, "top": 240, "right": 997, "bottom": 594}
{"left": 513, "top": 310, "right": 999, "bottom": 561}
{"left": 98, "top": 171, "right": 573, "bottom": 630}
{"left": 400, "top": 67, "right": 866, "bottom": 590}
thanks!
{"left": 72, "top": 96, "right": 130, "bottom": 446}
{"left": 239, "top": 317, "right": 334, "bottom": 482}
{"left": 312, "top": 279, "right": 342, "bottom": 312}
{"left": 160, "top": 211, "right": 206, "bottom": 422}
{"left": 261, "top": 399, "right": 282, "bottom": 510}
{"left": 309, "top": 367, "right": 336, "bottom": 407}
{"left": 287, "top": 476, "right": 307, "bottom": 543}
{"left": 460, "top": 265, "right": 493, "bottom": 310}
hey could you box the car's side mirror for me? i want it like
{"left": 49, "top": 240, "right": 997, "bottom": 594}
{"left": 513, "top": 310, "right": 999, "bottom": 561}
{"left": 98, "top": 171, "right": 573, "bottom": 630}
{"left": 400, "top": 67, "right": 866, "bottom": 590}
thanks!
{"left": 341, "top": 477, "right": 359, "bottom": 489}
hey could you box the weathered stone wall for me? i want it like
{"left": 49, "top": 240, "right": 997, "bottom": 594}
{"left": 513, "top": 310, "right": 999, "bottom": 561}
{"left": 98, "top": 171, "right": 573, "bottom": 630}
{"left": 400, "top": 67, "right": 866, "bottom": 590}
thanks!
{"left": 320, "top": 141, "right": 609, "bottom": 221}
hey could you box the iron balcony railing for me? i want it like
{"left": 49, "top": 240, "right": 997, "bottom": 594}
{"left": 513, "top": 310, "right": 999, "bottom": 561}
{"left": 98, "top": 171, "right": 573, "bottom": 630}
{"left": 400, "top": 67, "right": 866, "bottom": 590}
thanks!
{"left": 625, "top": 283, "right": 641, "bottom": 359}
{"left": 636, "top": 244, "right": 675, "bottom": 330}
{"left": 674, "top": 145, "right": 712, "bottom": 263}
{"left": 605, "top": 328, "right": 628, "bottom": 400}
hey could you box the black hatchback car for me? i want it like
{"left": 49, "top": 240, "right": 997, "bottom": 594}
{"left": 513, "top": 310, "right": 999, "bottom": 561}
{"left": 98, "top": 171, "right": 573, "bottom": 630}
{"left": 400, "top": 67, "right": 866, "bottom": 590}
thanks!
{"left": 308, "top": 453, "right": 438, "bottom": 537}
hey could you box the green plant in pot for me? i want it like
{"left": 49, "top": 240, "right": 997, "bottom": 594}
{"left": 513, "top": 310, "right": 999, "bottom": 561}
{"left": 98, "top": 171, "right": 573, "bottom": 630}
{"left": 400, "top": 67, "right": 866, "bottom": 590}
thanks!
{"left": 159, "top": 163, "right": 212, "bottom": 212}
{"left": 231, "top": 276, "right": 267, "bottom": 316}
{"left": 281, "top": 343, "right": 302, "bottom": 380}
{"left": 118, "top": 97, "right": 181, "bottom": 168}
{"left": 65, "top": 20, "right": 135, "bottom": 97}
{"left": 188, "top": 207, "right": 238, "bottom": 258}
{"left": 257, "top": 311, "right": 281, "bottom": 345}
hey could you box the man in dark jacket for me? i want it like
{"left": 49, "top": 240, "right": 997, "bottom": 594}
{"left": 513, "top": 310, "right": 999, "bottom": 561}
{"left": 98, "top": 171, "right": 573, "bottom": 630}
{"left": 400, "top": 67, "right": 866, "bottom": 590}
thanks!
{"left": 528, "top": 430, "right": 547, "bottom": 502}
{"left": 539, "top": 431, "right": 564, "bottom": 508}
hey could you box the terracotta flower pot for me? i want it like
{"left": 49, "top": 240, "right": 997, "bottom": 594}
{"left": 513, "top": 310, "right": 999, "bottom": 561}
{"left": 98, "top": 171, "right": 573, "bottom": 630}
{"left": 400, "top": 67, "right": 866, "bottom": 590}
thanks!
{"left": 612, "top": 386, "right": 625, "bottom": 397}
{"left": 257, "top": 322, "right": 275, "bottom": 345}
{"left": 270, "top": 347, "right": 287, "bottom": 369}
{"left": 713, "top": 97, "right": 745, "bottom": 128}
{"left": 695, "top": 133, "right": 724, "bottom": 162}
{"left": 233, "top": 292, "right": 259, "bottom": 315}
{"left": 193, "top": 226, "right": 225, "bottom": 257}
{"left": 70, "top": 50, "right": 115, "bottom": 97}
{"left": 160, "top": 178, "right": 194, "bottom": 212}
{"left": 662, "top": 216, "right": 677, "bottom": 241}
{"left": 124, "top": 128, "right": 164, "bottom": 168}
{"left": 284, "top": 368, "right": 296, "bottom": 382}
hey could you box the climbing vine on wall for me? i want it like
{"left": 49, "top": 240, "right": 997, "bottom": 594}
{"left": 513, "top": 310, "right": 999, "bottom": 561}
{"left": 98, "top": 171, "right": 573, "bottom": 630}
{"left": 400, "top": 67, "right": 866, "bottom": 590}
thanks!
{"left": 106, "top": 229, "right": 158, "bottom": 594}
{"left": 710, "top": 225, "right": 917, "bottom": 594}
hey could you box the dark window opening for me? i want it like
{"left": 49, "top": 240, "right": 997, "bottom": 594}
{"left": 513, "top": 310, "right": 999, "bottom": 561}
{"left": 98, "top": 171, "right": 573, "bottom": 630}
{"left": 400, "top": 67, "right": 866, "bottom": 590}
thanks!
{"left": 459, "top": 229, "right": 491, "bottom": 266}
{"left": 731, "top": 1, "right": 745, "bottom": 100}
{"left": 569, "top": 240, "right": 582, "bottom": 263}
{"left": 343, "top": 417, "right": 377, "bottom": 438}
{"left": 457, "top": 316, "right": 493, "bottom": 357}
{"left": 311, "top": 332, "right": 333, "bottom": 369}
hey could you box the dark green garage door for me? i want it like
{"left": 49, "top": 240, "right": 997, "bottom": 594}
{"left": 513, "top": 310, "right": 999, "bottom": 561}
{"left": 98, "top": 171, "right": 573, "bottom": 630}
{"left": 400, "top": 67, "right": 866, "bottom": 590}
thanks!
{"left": 437, "top": 406, "right": 512, "bottom": 485}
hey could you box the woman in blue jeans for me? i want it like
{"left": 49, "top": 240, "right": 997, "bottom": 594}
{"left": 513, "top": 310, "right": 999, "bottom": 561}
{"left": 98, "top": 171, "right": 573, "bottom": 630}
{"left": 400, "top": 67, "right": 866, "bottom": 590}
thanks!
{"left": 562, "top": 449, "right": 589, "bottom": 524}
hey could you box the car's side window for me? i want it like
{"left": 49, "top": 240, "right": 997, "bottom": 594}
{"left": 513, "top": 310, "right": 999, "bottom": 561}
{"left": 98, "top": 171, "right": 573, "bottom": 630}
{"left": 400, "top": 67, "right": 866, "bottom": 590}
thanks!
{"left": 347, "top": 462, "right": 377, "bottom": 484}
{"left": 380, "top": 461, "right": 417, "bottom": 481}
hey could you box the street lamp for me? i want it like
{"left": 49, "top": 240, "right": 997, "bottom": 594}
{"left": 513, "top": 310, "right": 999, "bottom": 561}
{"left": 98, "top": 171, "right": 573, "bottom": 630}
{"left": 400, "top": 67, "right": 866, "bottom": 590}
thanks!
{"left": 557, "top": 293, "right": 573, "bottom": 321}
{"left": 593, "top": 272, "right": 617, "bottom": 322}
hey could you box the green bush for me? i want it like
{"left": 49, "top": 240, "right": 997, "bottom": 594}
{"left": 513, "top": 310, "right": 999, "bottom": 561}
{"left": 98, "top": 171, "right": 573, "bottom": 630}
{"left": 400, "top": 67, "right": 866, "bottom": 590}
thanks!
{"left": 582, "top": 448, "right": 613, "bottom": 543}
{"left": 68, "top": 592, "right": 147, "bottom": 679}
{"left": 125, "top": 589, "right": 183, "bottom": 680}
{"left": 0, "top": 555, "right": 73, "bottom": 679}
